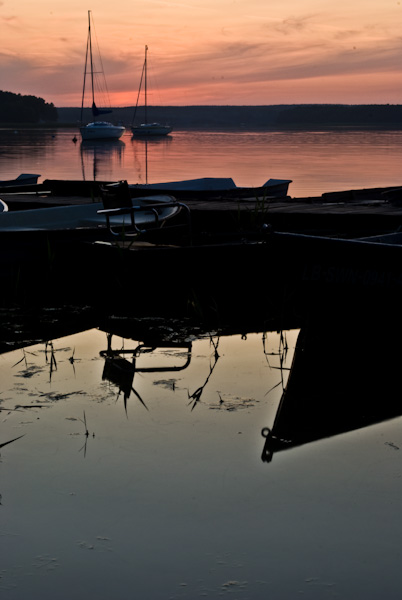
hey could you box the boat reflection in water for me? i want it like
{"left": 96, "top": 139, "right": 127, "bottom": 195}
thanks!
{"left": 80, "top": 139, "right": 125, "bottom": 181}
{"left": 131, "top": 136, "right": 173, "bottom": 186}
{"left": 261, "top": 313, "right": 402, "bottom": 462}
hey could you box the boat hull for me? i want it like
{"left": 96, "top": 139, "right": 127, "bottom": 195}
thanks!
{"left": 80, "top": 122, "right": 125, "bottom": 141}
{"left": 128, "top": 179, "right": 291, "bottom": 199}
{"left": 19, "top": 177, "right": 291, "bottom": 202}
{"left": 0, "top": 196, "right": 179, "bottom": 232}
{"left": 0, "top": 174, "right": 40, "bottom": 186}
{"left": 131, "top": 123, "right": 172, "bottom": 136}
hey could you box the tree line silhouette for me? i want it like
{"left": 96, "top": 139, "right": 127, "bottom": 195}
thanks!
{"left": 275, "top": 104, "right": 402, "bottom": 127}
{"left": 0, "top": 90, "right": 58, "bottom": 123}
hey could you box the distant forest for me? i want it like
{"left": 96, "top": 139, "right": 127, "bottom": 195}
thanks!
{"left": 0, "top": 90, "right": 58, "bottom": 123}
{"left": 1, "top": 93, "right": 402, "bottom": 128}
{"left": 275, "top": 104, "right": 402, "bottom": 127}
{"left": 58, "top": 104, "right": 402, "bottom": 130}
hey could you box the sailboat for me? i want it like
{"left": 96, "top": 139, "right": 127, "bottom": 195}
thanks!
{"left": 80, "top": 11, "right": 125, "bottom": 141}
{"left": 131, "top": 46, "right": 172, "bottom": 137}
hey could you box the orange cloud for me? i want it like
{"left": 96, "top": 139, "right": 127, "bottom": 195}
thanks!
{"left": 0, "top": 1, "right": 401, "bottom": 106}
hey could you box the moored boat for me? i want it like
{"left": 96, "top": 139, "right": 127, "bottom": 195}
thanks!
{"left": 132, "top": 123, "right": 172, "bottom": 136}
{"left": 0, "top": 194, "right": 180, "bottom": 233}
{"left": 79, "top": 11, "right": 125, "bottom": 141}
{"left": 0, "top": 173, "right": 40, "bottom": 187}
{"left": 131, "top": 46, "right": 172, "bottom": 137}
{"left": 129, "top": 176, "right": 291, "bottom": 198}
{"left": 80, "top": 121, "right": 125, "bottom": 141}
{"left": 33, "top": 176, "right": 291, "bottom": 201}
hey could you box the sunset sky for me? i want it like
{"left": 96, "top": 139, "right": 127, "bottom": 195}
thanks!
{"left": 1, "top": 0, "right": 401, "bottom": 107}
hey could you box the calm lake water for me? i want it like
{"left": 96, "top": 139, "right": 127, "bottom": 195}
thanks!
{"left": 2, "top": 318, "right": 402, "bottom": 599}
{"left": 1, "top": 126, "right": 402, "bottom": 196}
{"left": 2, "top": 128, "right": 402, "bottom": 599}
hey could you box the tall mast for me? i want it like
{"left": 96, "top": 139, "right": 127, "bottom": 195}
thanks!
{"left": 144, "top": 45, "right": 148, "bottom": 124}
{"left": 80, "top": 11, "right": 95, "bottom": 123}
{"left": 88, "top": 11, "right": 95, "bottom": 107}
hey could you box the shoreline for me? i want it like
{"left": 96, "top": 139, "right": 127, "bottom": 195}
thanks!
{"left": 2, "top": 103, "right": 402, "bottom": 130}
{"left": 2, "top": 123, "right": 402, "bottom": 132}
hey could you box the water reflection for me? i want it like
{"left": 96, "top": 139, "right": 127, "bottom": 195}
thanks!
{"left": 187, "top": 336, "right": 219, "bottom": 410}
{"left": 131, "top": 135, "right": 173, "bottom": 146}
{"left": 100, "top": 331, "right": 192, "bottom": 411}
{"left": 0, "top": 310, "right": 293, "bottom": 416}
{"left": 80, "top": 139, "right": 125, "bottom": 181}
{"left": 4, "top": 307, "right": 402, "bottom": 466}
{"left": 3, "top": 311, "right": 402, "bottom": 598}
{"left": 262, "top": 314, "right": 402, "bottom": 462}
{"left": 130, "top": 136, "right": 173, "bottom": 184}
{"left": 0, "top": 128, "right": 58, "bottom": 165}
{"left": 0, "top": 128, "right": 401, "bottom": 195}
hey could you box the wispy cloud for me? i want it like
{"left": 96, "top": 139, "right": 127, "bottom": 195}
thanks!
{"left": 272, "top": 14, "right": 318, "bottom": 35}
{"left": 0, "top": 0, "right": 401, "bottom": 105}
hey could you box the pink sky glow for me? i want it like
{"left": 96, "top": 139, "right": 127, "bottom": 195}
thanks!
{"left": 1, "top": 0, "right": 401, "bottom": 107}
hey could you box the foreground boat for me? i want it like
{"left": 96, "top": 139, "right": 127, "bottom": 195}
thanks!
{"left": 34, "top": 176, "right": 291, "bottom": 201}
{"left": 0, "top": 195, "right": 181, "bottom": 233}
{"left": 129, "top": 176, "right": 292, "bottom": 199}
{"left": 0, "top": 188, "right": 279, "bottom": 321}
{"left": 0, "top": 173, "right": 40, "bottom": 187}
{"left": 4, "top": 182, "right": 402, "bottom": 321}
{"left": 73, "top": 220, "right": 402, "bottom": 320}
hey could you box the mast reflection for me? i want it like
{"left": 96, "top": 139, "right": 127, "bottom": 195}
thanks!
{"left": 80, "top": 139, "right": 125, "bottom": 181}
{"left": 130, "top": 136, "right": 173, "bottom": 185}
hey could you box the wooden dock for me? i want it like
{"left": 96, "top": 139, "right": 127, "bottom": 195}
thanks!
{"left": 2, "top": 186, "right": 402, "bottom": 236}
{"left": 184, "top": 194, "right": 402, "bottom": 236}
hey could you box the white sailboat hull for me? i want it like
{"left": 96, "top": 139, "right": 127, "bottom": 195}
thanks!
{"left": 131, "top": 46, "right": 172, "bottom": 137}
{"left": 80, "top": 122, "right": 125, "bottom": 141}
{"left": 131, "top": 123, "right": 172, "bottom": 136}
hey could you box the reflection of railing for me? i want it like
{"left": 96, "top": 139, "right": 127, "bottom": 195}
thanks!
{"left": 100, "top": 333, "right": 192, "bottom": 411}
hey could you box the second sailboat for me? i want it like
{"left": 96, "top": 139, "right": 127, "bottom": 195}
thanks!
{"left": 131, "top": 46, "right": 172, "bottom": 137}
